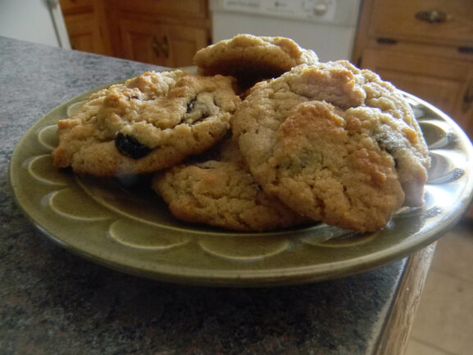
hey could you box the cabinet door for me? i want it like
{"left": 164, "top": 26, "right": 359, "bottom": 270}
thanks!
{"left": 370, "top": 0, "right": 473, "bottom": 47}
{"left": 119, "top": 19, "right": 207, "bottom": 68}
{"left": 64, "top": 13, "right": 108, "bottom": 54}
{"left": 165, "top": 25, "right": 208, "bottom": 68}
{"left": 115, "top": 0, "right": 208, "bottom": 19}
{"left": 60, "top": 0, "right": 93, "bottom": 14}
{"left": 362, "top": 48, "right": 473, "bottom": 136}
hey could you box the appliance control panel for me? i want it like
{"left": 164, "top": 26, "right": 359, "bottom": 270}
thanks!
{"left": 220, "top": 0, "right": 337, "bottom": 22}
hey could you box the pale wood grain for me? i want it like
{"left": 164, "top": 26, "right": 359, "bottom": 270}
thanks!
{"left": 60, "top": 0, "right": 112, "bottom": 55}
{"left": 118, "top": 19, "right": 207, "bottom": 68}
{"left": 370, "top": 0, "right": 473, "bottom": 47}
{"left": 61, "top": 0, "right": 210, "bottom": 67}
{"left": 375, "top": 244, "right": 436, "bottom": 355}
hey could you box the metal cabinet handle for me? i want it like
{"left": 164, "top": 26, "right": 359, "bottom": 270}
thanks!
{"left": 462, "top": 82, "right": 473, "bottom": 113}
{"left": 415, "top": 10, "right": 450, "bottom": 24}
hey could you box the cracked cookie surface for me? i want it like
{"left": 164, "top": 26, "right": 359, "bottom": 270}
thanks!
{"left": 193, "top": 34, "right": 318, "bottom": 89}
{"left": 153, "top": 140, "right": 308, "bottom": 232}
{"left": 52, "top": 70, "right": 240, "bottom": 176}
{"left": 232, "top": 62, "right": 430, "bottom": 231}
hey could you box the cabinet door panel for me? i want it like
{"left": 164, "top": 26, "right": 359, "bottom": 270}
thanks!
{"left": 119, "top": 19, "right": 207, "bottom": 67}
{"left": 115, "top": 0, "right": 207, "bottom": 19}
{"left": 60, "top": 0, "right": 93, "bottom": 14}
{"left": 371, "top": 0, "right": 473, "bottom": 47}
{"left": 164, "top": 26, "right": 207, "bottom": 68}
{"left": 362, "top": 48, "right": 472, "bottom": 133}
{"left": 64, "top": 13, "right": 107, "bottom": 54}
{"left": 379, "top": 70, "right": 461, "bottom": 114}
{"left": 119, "top": 20, "right": 168, "bottom": 66}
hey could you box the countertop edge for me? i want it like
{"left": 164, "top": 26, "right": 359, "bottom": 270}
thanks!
{"left": 374, "top": 244, "right": 437, "bottom": 355}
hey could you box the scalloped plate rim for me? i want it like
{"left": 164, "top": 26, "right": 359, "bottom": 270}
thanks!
{"left": 8, "top": 87, "right": 473, "bottom": 287}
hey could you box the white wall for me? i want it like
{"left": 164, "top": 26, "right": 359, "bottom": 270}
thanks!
{"left": 0, "top": 0, "right": 69, "bottom": 48}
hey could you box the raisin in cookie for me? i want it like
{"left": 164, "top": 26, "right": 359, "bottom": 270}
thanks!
{"left": 52, "top": 70, "right": 240, "bottom": 176}
{"left": 232, "top": 62, "right": 430, "bottom": 232}
{"left": 153, "top": 140, "right": 308, "bottom": 232}
{"left": 193, "top": 34, "right": 318, "bottom": 89}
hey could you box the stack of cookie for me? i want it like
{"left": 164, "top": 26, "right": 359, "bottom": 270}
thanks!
{"left": 53, "top": 34, "right": 430, "bottom": 233}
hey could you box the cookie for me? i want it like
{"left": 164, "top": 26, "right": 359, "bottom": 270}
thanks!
{"left": 341, "top": 61, "right": 430, "bottom": 206}
{"left": 269, "top": 101, "right": 405, "bottom": 231}
{"left": 52, "top": 70, "right": 240, "bottom": 176}
{"left": 153, "top": 140, "right": 308, "bottom": 232}
{"left": 232, "top": 62, "right": 430, "bottom": 231}
{"left": 193, "top": 34, "right": 318, "bottom": 88}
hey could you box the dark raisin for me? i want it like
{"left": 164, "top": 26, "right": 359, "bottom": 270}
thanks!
{"left": 186, "top": 98, "right": 196, "bottom": 113}
{"left": 115, "top": 133, "right": 152, "bottom": 159}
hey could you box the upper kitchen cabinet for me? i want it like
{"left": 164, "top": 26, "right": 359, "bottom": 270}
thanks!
{"left": 354, "top": 0, "right": 473, "bottom": 137}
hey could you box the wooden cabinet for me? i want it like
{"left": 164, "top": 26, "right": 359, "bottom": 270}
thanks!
{"left": 110, "top": 0, "right": 210, "bottom": 68}
{"left": 60, "top": 0, "right": 211, "bottom": 68}
{"left": 118, "top": 19, "right": 208, "bottom": 68}
{"left": 60, "top": 0, "right": 111, "bottom": 55}
{"left": 62, "top": 12, "right": 106, "bottom": 54}
{"left": 354, "top": 0, "right": 473, "bottom": 137}
{"left": 369, "top": 0, "right": 473, "bottom": 47}
{"left": 60, "top": 0, "right": 93, "bottom": 13}
{"left": 113, "top": 0, "right": 208, "bottom": 20}
{"left": 362, "top": 49, "right": 473, "bottom": 131}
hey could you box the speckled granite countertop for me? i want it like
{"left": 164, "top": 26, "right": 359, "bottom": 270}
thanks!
{"left": 0, "top": 36, "right": 407, "bottom": 354}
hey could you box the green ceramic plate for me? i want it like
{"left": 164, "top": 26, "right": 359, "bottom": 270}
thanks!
{"left": 9, "top": 90, "right": 473, "bottom": 286}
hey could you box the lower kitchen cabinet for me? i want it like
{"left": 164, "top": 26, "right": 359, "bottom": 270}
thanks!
{"left": 119, "top": 19, "right": 208, "bottom": 68}
{"left": 60, "top": 0, "right": 210, "bottom": 68}
{"left": 362, "top": 48, "right": 473, "bottom": 135}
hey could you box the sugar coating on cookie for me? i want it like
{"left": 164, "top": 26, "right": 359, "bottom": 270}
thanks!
{"left": 193, "top": 34, "right": 318, "bottom": 85}
{"left": 153, "top": 140, "right": 308, "bottom": 232}
{"left": 52, "top": 70, "right": 240, "bottom": 176}
{"left": 232, "top": 62, "right": 430, "bottom": 231}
